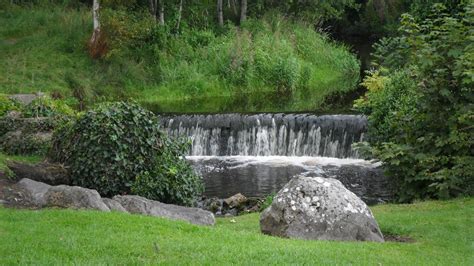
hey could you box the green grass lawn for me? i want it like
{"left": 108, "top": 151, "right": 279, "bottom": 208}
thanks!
{"left": 1, "top": 198, "right": 472, "bottom": 265}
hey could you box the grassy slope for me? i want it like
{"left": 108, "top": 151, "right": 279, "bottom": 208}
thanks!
{"left": 0, "top": 5, "right": 359, "bottom": 113}
{"left": 1, "top": 198, "right": 472, "bottom": 264}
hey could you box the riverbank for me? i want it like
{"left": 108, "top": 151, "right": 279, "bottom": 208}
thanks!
{"left": 0, "top": 4, "right": 360, "bottom": 113}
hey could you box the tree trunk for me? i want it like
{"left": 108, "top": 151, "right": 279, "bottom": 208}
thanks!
{"left": 159, "top": 0, "right": 165, "bottom": 25}
{"left": 240, "top": 0, "right": 247, "bottom": 24}
{"left": 231, "top": 0, "right": 237, "bottom": 16}
{"left": 149, "top": 0, "right": 158, "bottom": 21}
{"left": 217, "top": 0, "right": 224, "bottom": 27}
{"left": 90, "top": 0, "right": 101, "bottom": 44}
{"left": 175, "top": 0, "right": 183, "bottom": 31}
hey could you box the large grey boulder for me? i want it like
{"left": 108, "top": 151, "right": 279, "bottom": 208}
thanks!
{"left": 17, "top": 178, "right": 109, "bottom": 211}
{"left": 17, "top": 178, "right": 52, "bottom": 206}
{"left": 102, "top": 198, "right": 128, "bottom": 213}
{"left": 113, "top": 195, "right": 215, "bottom": 226}
{"left": 260, "top": 176, "right": 384, "bottom": 242}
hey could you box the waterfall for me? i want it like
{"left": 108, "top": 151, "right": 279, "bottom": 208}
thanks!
{"left": 159, "top": 114, "right": 367, "bottom": 158}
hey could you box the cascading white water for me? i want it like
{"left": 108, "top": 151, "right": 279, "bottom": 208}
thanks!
{"left": 158, "top": 113, "right": 394, "bottom": 202}
{"left": 159, "top": 113, "right": 367, "bottom": 158}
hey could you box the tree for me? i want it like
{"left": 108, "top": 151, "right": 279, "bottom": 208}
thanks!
{"left": 88, "top": 0, "right": 106, "bottom": 59}
{"left": 159, "top": 0, "right": 165, "bottom": 25}
{"left": 240, "top": 0, "right": 247, "bottom": 24}
{"left": 217, "top": 0, "right": 224, "bottom": 27}
{"left": 355, "top": 3, "right": 474, "bottom": 201}
{"left": 175, "top": 0, "right": 183, "bottom": 31}
{"left": 90, "top": 0, "right": 100, "bottom": 44}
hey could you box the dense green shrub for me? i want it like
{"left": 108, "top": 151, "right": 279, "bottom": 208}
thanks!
{"left": 50, "top": 102, "right": 161, "bottom": 196}
{"left": 355, "top": 3, "right": 474, "bottom": 201}
{"left": 50, "top": 102, "right": 203, "bottom": 205}
{"left": 132, "top": 138, "right": 204, "bottom": 206}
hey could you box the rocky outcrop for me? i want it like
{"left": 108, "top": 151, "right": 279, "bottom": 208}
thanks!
{"left": 0, "top": 116, "right": 56, "bottom": 155}
{"left": 5, "top": 178, "right": 216, "bottom": 226}
{"left": 8, "top": 161, "right": 70, "bottom": 186}
{"left": 17, "top": 178, "right": 51, "bottom": 206}
{"left": 113, "top": 195, "right": 215, "bottom": 226}
{"left": 260, "top": 176, "right": 384, "bottom": 242}
{"left": 9, "top": 93, "right": 43, "bottom": 105}
{"left": 102, "top": 198, "right": 128, "bottom": 213}
{"left": 17, "top": 178, "right": 108, "bottom": 211}
{"left": 44, "top": 185, "right": 109, "bottom": 211}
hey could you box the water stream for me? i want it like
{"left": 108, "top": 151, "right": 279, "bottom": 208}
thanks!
{"left": 159, "top": 113, "right": 393, "bottom": 203}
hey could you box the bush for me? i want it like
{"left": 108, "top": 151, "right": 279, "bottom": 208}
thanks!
{"left": 49, "top": 102, "right": 203, "bottom": 205}
{"left": 132, "top": 138, "right": 204, "bottom": 206}
{"left": 355, "top": 4, "right": 474, "bottom": 201}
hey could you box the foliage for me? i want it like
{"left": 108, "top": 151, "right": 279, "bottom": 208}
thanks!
{"left": 49, "top": 102, "right": 161, "bottom": 197}
{"left": 1, "top": 198, "right": 473, "bottom": 264}
{"left": 356, "top": 3, "right": 474, "bottom": 201}
{"left": 132, "top": 137, "right": 204, "bottom": 206}
{"left": 259, "top": 193, "right": 275, "bottom": 212}
{"left": 0, "top": 4, "right": 360, "bottom": 113}
{"left": 0, "top": 94, "right": 21, "bottom": 117}
{"left": 0, "top": 115, "right": 65, "bottom": 156}
{"left": 49, "top": 101, "right": 203, "bottom": 205}
{"left": 0, "top": 131, "right": 50, "bottom": 156}
{"left": 248, "top": 0, "right": 360, "bottom": 24}
{"left": 22, "top": 96, "right": 75, "bottom": 118}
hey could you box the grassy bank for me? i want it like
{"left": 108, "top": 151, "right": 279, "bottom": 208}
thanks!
{"left": 1, "top": 198, "right": 472, "bottom": 264}
{"left": 0, "top": 4, "right": 360, "bottom": 113}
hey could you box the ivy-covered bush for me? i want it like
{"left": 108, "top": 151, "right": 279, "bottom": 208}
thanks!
{"left": 132, "top": 138, "right": 204, "bottom": 206}
{"left": 49, "top": 101, "right": 203, "bottom": 205}
{"left": 355, "top": 3, "right": 474, "bottom": 201}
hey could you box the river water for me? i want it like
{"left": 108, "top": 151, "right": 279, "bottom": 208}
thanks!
{"left": 159, "top": 113, "right": 393, "bottom": 203}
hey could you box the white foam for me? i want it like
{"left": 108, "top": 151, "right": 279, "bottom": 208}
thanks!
{"left": 186, "top": 156, "right": 379, "bottom": 170}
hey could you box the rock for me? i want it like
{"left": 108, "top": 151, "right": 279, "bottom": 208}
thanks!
{"left": 17, "top": 178, "right": 52, "bottom": 206}
{"left": 9, "top": 93, "right": 43, "bottom": 105}
{"left": 44, "top": 185, "right": 109, "bottom": 211}
{"left": 260, "top": 176, "right": 384, "bottom": 242}
{"left": 7, "top": 161, "right": 70, "bottom": 186}
{"left": 224, "top": 193, "right": 247, "bottom": 209}
{"left": 113, "top": 195, "right": 215, "bottom": 226}
{"left": 102, "top": 198, "right": 128, "bottom": 213}
{"left": 197, "top": 197, "right": 223, "bottom": 213}
{"left": 6, "top": 111, "right": 21, "bottom": 118}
